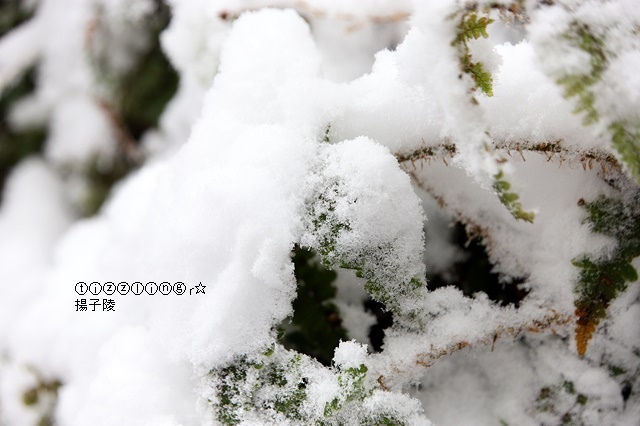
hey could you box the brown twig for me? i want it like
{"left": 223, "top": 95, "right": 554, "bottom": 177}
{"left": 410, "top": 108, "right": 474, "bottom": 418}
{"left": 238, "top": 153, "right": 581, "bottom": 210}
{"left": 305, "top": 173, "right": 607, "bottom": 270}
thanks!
{"left": 411, "top": 311, "right": 572, "bottom": 369}
{"left": 408, "top": 169, "right": 496, "bottom": 252}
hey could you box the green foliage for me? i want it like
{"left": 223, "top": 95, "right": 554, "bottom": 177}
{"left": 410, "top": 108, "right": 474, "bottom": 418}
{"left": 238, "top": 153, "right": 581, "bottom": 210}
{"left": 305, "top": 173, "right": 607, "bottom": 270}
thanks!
{"left": 282, "top": 247, "right": 348, "bottom": 366}
{"left": 323, "top": 238, "right": 422, "bottom": 316}
{"left": 453, "top": 13, "right": 494, "bottom": 45}
{"left": 214, "top": 350, "right": 309, "bottom": 425}
{"left": 452, "top": 12, "right": 495, "bottom": 98}
{"left": 578, "top": 194, "right": 640, "bottom": 279}
{"left": 36, "top": 416, "right": 54, "bottom": 426}
{"left": 0, "top": 67, "right": 46, "bottom": 205}
{"left": 555, "top": 23, "right": 640, "bottom": 184}
{"left": 311, "top": 201, "right": 351, "bottom": 275}
{"left": 0, "top": 128, "right": 45, "bottom": 203}
{"left": 21, "top": 376, "right": 62, "bottom": 426}
{"left": 557, "top": 74, "right": 599, "bottom": 125}
{"left": 374, "top": 417, "right": 405, "bottom": 426}
{"left": 323, "top": 124, "right": 332, "bottom": 143}
{"left": 305, "top": 179, "right": 425, "bottom": 317}
{"left": 534, "top": 379, "right": 589, "bottom": 424}
{"left": 571, "top": 24, "right": 607, "bottom": 79}
{"left": 608, "top": 365, "right": 626, "bottom": 377}
{"left": 493, "top": 171, "right": 535, "bottom": 223}
{"left": 113, "top": 3, "right": 178, "bottom": 140}
{"left": 468, "top": 61, "right": 494, "bottom": 97}
{"left": 216, "top": 363, "right": 248, "bottom": 425}
{"left": 211, "top": 346, "right": 412, "bottom": 425}
{"left": 324, "top": 364, "right": 369, "bottom": 417}
{"left": 81, "top": 154, "right": 137, "bottom": 216}
{"left": 90, "top": 0, "right": 178, "bottom": 140}
{"left": 556, "top": 23, "right": 606, "bottom": 125}
{"left": 610, "top": 122, "right": 640, "bottom": 182}
{"left": 605, "top": 364, "right": 639, "bottom": 405}
{"left": 576, "top": 394, "right": 588, "bottom": 406}
{"left": 572, "top": 256, "right": 636, "bottom": 316}
{"left": 573, "top": 194, "right": 640, "bottom": 354}
{"left": 0, "top": 0, "right": 34, "bottom": 38}
{"left": 116, "top": 22, "right": 179, "bottom": 140}
{"left": 79, "top": 1, "right": 177, "bottom": 216}
{"left": 426, "top": 222, "right": 529, "bottom": 306}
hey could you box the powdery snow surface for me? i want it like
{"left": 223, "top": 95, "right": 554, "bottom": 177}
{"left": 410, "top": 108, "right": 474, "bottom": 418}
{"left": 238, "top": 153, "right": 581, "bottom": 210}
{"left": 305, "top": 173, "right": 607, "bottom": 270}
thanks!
{"left": 0, "top": 0, "right": 639, "bottom": 425}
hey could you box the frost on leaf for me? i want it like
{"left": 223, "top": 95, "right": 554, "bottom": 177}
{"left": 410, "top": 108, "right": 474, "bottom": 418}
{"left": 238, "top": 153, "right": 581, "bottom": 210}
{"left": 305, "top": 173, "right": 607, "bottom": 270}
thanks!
{"left": 208, "top": 343, "right": 430, "bottom": 425}
{"left": 211, "top": 347, "right": 311, "bottom": 425}
{"left": 301, "top": 137, "right": 426, "bottom": 317}
{"left": 532, "top": 379, "right": 590, "bottom": 423}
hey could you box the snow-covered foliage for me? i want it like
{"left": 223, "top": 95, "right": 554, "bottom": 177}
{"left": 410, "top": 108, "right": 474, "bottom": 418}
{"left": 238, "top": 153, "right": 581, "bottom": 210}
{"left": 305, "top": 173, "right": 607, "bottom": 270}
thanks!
{"left": 0, "top": 0, "right": 639, "bottom": 425}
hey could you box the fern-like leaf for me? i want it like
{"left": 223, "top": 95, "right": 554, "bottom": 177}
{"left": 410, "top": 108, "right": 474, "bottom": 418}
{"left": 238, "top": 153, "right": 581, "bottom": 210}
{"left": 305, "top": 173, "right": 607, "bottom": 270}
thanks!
{"left": 469, "top": 61, "right": 494, "bottom": 97}
{"left": 456, "top": 14, "right": 495, "bottom": 44}
{"left": 493, "top": 171, "right": 535, "bottom": 223}
{"left": 610, "top": 122, "right": 640, "bottom": 183}
{"left": 572, "top": 195, "right": 640, "bottom": 355}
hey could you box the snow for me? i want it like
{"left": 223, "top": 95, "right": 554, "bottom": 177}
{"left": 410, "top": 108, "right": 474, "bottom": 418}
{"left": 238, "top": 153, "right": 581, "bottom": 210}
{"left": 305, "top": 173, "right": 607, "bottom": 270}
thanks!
{"left": 484, "top": 41, "right": 606, "bottom": 151}
{"left": 0, "top": 0, "right": 639, "bottom": 424}
{"left": 599, "top": 50, "right": 640, "bottom": 122}
{"left": 0, "top": 20, "right": 41, "bottom": 94}
{"left": 0, "top": 158, "right": 72, "bottom": 343}
{"left": 301, "top": 136, "right": 426, "bottom": 308}
{"left": 333, "top": 341, "right": 367, "bottom": 370}
{"left": 46, "top": 95, "right": 116, "bottom": 164}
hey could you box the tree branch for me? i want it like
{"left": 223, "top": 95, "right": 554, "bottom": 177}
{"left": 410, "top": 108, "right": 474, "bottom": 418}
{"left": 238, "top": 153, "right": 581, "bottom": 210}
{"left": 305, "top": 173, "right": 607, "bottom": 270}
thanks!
{"left": 217, "top": 0, "right": 411, "bottom": 27}
{"left": 374, "top": 310, "right": 573, "bottom": 391}
{"left": 395, "top": 138, "right": 623, "bottom": 175}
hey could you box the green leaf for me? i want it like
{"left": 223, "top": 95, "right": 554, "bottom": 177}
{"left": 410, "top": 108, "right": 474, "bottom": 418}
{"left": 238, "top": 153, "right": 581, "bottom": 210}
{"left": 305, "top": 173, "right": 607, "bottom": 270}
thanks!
{"left": 323, "top": 124, "right": 331, "bottom": 143}
{"left": 453, "top": 12, "right": 495, "bottom": 98}
{"left": 281, "top": 247, "right": 347, "bottom": 366}
{"left": 617, "top": 261, "right": 638, "bottom": 282}
{"left": 555, "top": 23, "right": 607, "bottom": 126}
{"left": 456, "top": 14, "right": 495, "bottom": 44}
{"left": 0, "top": 0, "right": 35, "bottom": 38}
{"left": 572, "top": 193, "right": 640, "bottom": 354}
{"left": 493, "top": 171, "right": 535, "bottom": 223}
{"left": 470, "top": 61, "right": 494, "bottom": 97}
{"left": 610, "top": 122, "right": 640, "bottom": 183}
{"left": 0, "top": 67, "right": 46, "bottom": 206}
